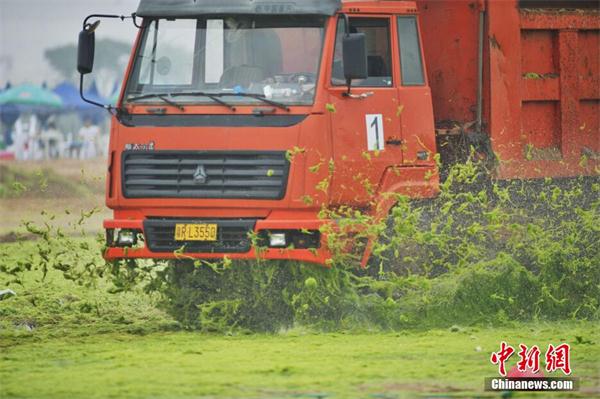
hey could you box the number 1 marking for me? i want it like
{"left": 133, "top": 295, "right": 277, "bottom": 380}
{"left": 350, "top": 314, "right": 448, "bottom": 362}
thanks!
{"left": 366, "top": 114, "right": 384, "bottom": 151}
{"left": 370, "top": 117, "right": 380, "bottom": 150}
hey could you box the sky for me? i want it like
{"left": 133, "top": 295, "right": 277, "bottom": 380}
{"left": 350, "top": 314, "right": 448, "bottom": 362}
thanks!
{"left": 0, "top": 0, "right": 140, "bottom": 89}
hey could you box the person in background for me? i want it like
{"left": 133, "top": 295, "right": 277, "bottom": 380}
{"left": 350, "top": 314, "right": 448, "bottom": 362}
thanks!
{"left": 12, "top": 112, "right": 40, "bottom": 161}
{"left": 77, "top": 118, "right": 100, "bottom": 159}
{"left": 55, "top": 112, "right": 80, "bottom": 157}
{"left": 40, "top": 120, "right": 62, "bottom": 159}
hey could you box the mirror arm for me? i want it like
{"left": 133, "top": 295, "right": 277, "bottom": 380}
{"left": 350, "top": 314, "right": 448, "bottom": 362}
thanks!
{"left": 79, "top": 74, "right": 109, "bottom": 110}
{"left": 83, "top": 13, "right": 136, "bottom": 29}
{"left": 131, "top": 13, "right": 148, "bottom": 29}
{"left": 341, "top": 13, "right": 354, "bottom": 96}
{"left": 78, "top": 13, "right": 141, "bottom": 118}
{"left": 344, "top": 78, "right": 353, "bottom": 97}
{"left": 79, "top": 74, "right": 129, "bottom": 124}
{"left": 343, "top": 14, "right": 351, "bottom": 36}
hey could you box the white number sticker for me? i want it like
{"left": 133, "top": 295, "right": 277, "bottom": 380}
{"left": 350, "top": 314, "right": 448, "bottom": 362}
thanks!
{"left": 366, "top": 114, "right": 384, "bottom": 151}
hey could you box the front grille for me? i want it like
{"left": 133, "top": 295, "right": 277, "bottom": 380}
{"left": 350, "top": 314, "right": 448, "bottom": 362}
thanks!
{"left": 144, "top": 219, "right": 256, "bottom": 253}
{"left": 122, "top": 151, "right": 289, "bottom": 199}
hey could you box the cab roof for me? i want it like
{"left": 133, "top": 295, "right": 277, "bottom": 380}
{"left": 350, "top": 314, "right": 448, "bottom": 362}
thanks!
{"left": 136, "top": 0, "right": 342, "bottom": 18}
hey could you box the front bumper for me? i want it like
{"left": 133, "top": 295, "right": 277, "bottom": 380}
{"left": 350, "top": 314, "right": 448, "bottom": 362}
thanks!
{"left": 103, "top": 216, "right": 332, "bottom": 266}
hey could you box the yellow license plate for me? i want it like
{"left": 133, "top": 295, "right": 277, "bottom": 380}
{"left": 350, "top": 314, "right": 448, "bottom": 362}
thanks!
{"left": 174, "top": 224, "right": 218, "bottom": 241}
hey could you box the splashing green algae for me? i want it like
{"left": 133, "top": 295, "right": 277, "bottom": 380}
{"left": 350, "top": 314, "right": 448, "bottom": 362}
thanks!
{"left": 152, "top": 162, "right": 599, "bottom": 333}
{"left": 0, "top": 161, "right": 599, "bottom": 397}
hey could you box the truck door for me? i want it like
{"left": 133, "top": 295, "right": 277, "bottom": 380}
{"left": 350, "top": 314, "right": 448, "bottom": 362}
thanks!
{"left": 396, "top": 16, "right": 436, "bottom": 166}
{"left": 327, "top": 16, "right": 404, "bottom": 207}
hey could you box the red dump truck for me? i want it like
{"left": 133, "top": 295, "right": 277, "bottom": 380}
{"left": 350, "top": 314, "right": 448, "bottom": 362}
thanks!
{"left": 76, "top": 0, "right": 599, "bottom": 266}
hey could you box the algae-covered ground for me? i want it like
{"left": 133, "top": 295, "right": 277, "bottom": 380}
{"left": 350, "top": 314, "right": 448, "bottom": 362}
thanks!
{"left": 1, "top": 323, "right": 599, "bottom": 398}
{"left": 0, "top": 160, "right": 109, "bottom": 237}
{"left": 0, "top": 245, "right": 599, "bottom": 399}
{"left": 1, "top": 161, "right": 598, "bottom": 398}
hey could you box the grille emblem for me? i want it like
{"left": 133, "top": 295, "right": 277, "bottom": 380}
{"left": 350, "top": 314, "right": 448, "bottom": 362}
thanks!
{"left": 193, "top": 165, "right": 208, "bottom": 184}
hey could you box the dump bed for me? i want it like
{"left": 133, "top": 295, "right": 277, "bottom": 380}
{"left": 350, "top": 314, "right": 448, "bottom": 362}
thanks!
{"left": 418, "top": 0, "right": 599, "bottom": 179}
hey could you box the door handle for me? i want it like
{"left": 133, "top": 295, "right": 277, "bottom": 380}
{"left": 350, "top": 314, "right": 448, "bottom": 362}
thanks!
{"left": 342, "top": 91, "right": 374, "bottom": 99}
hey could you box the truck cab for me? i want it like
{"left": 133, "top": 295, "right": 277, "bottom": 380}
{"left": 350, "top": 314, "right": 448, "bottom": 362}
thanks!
{"left": 94, "top": 0, "right": 439, "bottom": 265}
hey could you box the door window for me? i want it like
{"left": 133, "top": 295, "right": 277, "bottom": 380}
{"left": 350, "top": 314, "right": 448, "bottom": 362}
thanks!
{"left": 397, "top": 17, "right": 425, "bottom": 86}
{"left": 332, "top": 18, "right": 393, "bottom": 87}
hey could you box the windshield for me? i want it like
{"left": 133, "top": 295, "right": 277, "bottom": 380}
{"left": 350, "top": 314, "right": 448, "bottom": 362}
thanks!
{"left": 124, "top": 16, "right": 326, "bottom": 107}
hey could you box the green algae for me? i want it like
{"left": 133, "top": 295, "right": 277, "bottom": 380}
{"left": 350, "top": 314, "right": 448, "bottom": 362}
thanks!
{"left": 0, "top": 158, "right": 599, "bottom": 398}
{"left": 1, "top": 324, "right": 598, "bottom": 398}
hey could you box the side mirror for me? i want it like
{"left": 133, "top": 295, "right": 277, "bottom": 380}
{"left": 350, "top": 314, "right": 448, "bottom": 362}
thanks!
{"left": 342, "top": 33, "right": 368, "bottom": 81}
{"left": 77, "top": 21, "right": 99, "bottom": 75}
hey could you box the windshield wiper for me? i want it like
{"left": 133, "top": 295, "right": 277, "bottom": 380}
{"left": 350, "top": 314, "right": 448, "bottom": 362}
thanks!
{"left": 127, "top": 92, "right": 236, "bottom": 111}
{"left": 127, "top": 91, "right": 290, "bottom": 112}
{"left": 175, "top": 92, "right": 237, "bottom": 111}
{"left": 157, "top": 94, "right": 185, "bottom": 111}
{"left": 175, "top": 91, "right": 289, "bottom": 112}
{"left": 218, "top": 93, "right": 290, "bottom": 112}
{"left": 126, "top": 93, "right": 185, "bottom": 111}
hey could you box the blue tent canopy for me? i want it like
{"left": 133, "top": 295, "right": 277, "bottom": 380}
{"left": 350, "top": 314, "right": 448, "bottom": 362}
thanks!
{"left": 53, "top": 81, "right": 107, "bottom": 123}
{"left": 54, "top": 81, "right": 109, "bottom": 108}
{"left": 0, "top": 84, "right": 63, "bottom": 128}
{"left": 53, "top": 82, "right": 92, "bottom": 110}
{"left": 55, "top": 82, "right": 107, "bottom": 107}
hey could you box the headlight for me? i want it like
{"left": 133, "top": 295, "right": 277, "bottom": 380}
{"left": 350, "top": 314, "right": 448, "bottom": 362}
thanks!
{"left": 269, "top": 233, "right": 287, "bottom": 248}
{"left": 116, "top": 229, "right": 138, "bottom": 247}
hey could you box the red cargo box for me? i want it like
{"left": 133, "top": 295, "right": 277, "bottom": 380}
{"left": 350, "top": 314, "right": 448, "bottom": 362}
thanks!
{"left": 418, "top": 0, "right": 599, "bottom": 179}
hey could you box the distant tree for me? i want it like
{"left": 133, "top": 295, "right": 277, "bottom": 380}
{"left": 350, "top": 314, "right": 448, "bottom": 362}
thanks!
{"left": 45, "top": 39, "right": 132, "bottom": 83}
{"left": 45, "top": 39, "right": 133, "bottom": 97}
